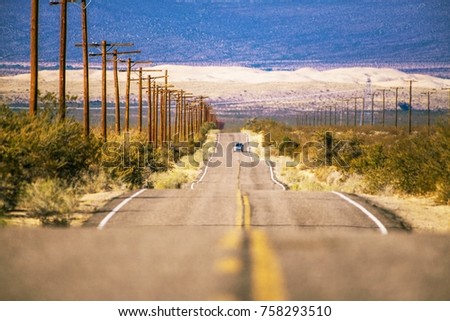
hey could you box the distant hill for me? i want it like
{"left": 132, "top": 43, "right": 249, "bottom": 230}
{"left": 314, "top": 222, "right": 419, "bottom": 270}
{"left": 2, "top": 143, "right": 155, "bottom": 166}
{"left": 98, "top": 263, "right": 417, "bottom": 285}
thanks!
{"left": 1, "top": 0, "right": 450, "bottom": 72}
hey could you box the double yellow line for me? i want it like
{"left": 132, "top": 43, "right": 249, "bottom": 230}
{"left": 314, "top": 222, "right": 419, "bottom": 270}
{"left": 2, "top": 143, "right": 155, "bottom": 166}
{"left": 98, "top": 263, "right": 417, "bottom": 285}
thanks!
{"left": 236, "top": 189, "right": 251, "bottom": 229}
{"left": 235, "top": 187, "right": 287, "bottom": 301}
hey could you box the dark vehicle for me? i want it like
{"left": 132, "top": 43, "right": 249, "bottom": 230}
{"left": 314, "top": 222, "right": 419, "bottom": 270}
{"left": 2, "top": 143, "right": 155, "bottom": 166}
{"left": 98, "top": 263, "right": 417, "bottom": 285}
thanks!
{"left": 233, "top": 142, "right": 244, "bottom": 152}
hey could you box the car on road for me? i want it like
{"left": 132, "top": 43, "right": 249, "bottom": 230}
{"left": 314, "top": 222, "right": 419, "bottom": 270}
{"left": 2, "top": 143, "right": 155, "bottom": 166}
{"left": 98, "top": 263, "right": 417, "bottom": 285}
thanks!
{"left": 233, "top": 142, "right": 244, "bottom": 152}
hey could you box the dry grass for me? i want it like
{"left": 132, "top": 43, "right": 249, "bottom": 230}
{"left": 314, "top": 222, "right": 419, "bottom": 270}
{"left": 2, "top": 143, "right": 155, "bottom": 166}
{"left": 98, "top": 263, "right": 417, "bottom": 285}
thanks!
{"left": 247, "top": 130, "right": 450, "bottom": 234}
{"left": 362, "top": 194, "right": 450, "bottom": 234}
{"left": 148, "top": 130, "right": 219, "bottom": 189}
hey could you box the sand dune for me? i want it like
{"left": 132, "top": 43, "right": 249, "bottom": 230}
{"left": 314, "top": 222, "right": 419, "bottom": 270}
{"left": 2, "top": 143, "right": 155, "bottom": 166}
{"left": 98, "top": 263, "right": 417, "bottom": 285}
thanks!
{"left": 154, "top": 65, "right": 449, "bottom": 88}
{"left": 1, "top": 66, "right": 449, "bottom": 108}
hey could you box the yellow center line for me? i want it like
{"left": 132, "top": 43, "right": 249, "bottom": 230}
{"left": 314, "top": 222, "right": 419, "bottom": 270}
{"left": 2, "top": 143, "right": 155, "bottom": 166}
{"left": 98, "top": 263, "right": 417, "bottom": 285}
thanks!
{"left": 217, "top": 154, "right": 287, "bottom": 301}
{"left": 249, "top": 229, "right": 287, "bottom": 301}
{"left": 236, "top": 189, "right": 244, "bottom": 227}
{"left": 240, "top": 186, "right": 287, "bottom": 301}
{"left": 242, "top": 195, "right": 251, "bottom": 231}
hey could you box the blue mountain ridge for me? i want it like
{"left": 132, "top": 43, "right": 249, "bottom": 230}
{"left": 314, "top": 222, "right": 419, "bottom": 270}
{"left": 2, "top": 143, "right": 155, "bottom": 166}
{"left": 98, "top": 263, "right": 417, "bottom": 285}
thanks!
{"left": 1, "top": 0, "right": 449, "bottom": 73}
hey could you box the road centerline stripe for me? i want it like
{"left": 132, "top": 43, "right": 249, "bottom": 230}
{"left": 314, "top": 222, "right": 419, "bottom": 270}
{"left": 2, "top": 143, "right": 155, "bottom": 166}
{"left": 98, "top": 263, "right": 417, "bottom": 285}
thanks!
{"left": 332, "top": 191, "right": 388, "bottom": 235}
{"left": 97, "top": 188, "right": 146, "bottom": 230}
{"left": 250, "top": 229, "right": 287, "bottom": 301}
{"left": 243, "top": 195, "right": 251, "bottom": 230}
{"left": 235, "top": 181, "right": 288, "bottom": 300}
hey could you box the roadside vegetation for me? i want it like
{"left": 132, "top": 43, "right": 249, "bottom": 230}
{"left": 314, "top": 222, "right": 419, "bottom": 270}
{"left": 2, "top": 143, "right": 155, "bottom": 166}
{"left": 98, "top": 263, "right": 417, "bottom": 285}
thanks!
{"left": 244, "top": 118, "right": 450, "bottom": 205}
{"left": 0, "top": 99, "right": 216, "bottom": 227}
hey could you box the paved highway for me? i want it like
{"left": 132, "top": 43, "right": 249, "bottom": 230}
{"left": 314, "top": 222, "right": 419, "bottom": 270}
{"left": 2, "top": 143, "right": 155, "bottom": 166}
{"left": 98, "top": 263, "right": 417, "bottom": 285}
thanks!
{"left": 0, "top": 133, "right": 449, "bottom": 300}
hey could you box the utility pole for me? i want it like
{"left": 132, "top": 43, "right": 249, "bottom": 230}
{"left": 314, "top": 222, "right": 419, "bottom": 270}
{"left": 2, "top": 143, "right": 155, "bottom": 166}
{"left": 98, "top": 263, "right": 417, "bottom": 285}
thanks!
{"left": 154, "top": 84, "right": 160, "bottom": 147}
{"left": 104, "top": 48, "right": 140, "bottom": 134}
{"left": 129, "top": 65, "right": 160, "bottom": 133}
{"left": 118, "top": 55, "right": 144, "bottom": 132}
{"left": 113, "top": 49, "right": 120, "bottom": 134}
{"left": 163, "top": 70, "right": 169, "bottom": 143}
{"left": 346, "top": 99, "right": 350, "bottom": 127}
{"left": 421, "top": 90, "right": 436, "bottom": 135}
{"left": 442, "top": 87, "right": 450, "bottom": 112}
{"left": 334, "top": 104, "right": 337, "bottom": 126}
{"left": 328, "top": 105, "right": 332, "bottom": 126}
{"left": 380, "top": 89, "right": 390, "bottom": 127}
{"left": 175, "top": 91, "right": 182, "bottom": 138}
{"left": 390, "top": 87, "right": 402, "bottom": 128}
{"left": 371, "top": 92, "right": 376, "bottom": 126}
{"left": 138, "top": 68, "right": 143, "bottom": 132}
{"left": 81, "top": 0, "right": 89, "bottom": 137}
{"left": 125, "top": 58, "right": 132, "bottom": 132}
{"left": 147, "top": 75, "right": 153, "bottom": 142}
{"left": 361, "top": 97, "right": 365, "bottom": 126}
{"left": 179, "top": 91, "right": 193, "bottom": 141}
{"left": 29, "top": 0, "right": 39, "bottom": 116}
{"left": 50, "top": 0, "right": 69, "bottom": 121}
{"left": 89, "top": 42, "right": 136, "bottom": 140}
{"left": 143, "top": 74, "right": 165, "bottom": 143}
{"left": 101, "top": 41, "right": 107, "bottom": 139}
{"left": 405, "top": 79, "right": 418, "bottom": 134}
{"left": 339, "top": 99, "right": 350, "bottom": 127}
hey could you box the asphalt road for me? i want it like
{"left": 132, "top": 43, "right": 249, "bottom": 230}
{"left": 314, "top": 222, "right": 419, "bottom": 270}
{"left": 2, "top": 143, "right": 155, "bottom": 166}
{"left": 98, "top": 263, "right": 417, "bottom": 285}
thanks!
{"left": 0, "top": 133, "right": 449, "bottom": 300}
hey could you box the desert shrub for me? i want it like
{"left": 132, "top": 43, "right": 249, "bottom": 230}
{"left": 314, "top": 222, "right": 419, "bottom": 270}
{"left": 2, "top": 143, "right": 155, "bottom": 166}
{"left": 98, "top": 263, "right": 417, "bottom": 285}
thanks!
{"left": 432, "top": 121, "right": 450, "bottom": 204}
{"left": 21, "top": 178, "right": 78, "bottom": 226}
{"left": 391, "top": 121, "right": 449, "bottom": 202}
{"left": 245, "top": 118, "right": 296, "bottom": 147}
{"left": 100, "top": 132, "right": 170, "bottom": 189}
{"left": 350, "top": 144, "right": 389, "bottom": 192}
{"left": 385, "top": 134, "right": 436, "bottom": 194}
{"left": 245, "top": 118, "right": 450, "bottom": 203}
{"left": 0, "top": 105, "right": 100, "bottom": 213}
{"left": 150, "top": 170, "right": 196, "bottom": 189}
{"left": 200, "top": 121, "right": 217, "bottom": 138}
{"left": 278, "top": 136, "right": 300, "bottom": 158}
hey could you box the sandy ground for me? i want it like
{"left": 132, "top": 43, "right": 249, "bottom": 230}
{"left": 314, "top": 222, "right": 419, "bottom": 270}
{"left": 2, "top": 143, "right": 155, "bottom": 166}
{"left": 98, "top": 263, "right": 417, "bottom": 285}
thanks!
{"left": 361, "top": 194, "right": 450, "bottom": 234}
{"left": 275, "top": 168, "right": 450, "bottom": 234}
{"left": 1, "top": 65, "right": 450, "bottom": 109}
{"left": 71, "top": 190, "right": 124, "bottom": 227}
{"left": 2, "top": 190, "right": 124, "bottom": 228}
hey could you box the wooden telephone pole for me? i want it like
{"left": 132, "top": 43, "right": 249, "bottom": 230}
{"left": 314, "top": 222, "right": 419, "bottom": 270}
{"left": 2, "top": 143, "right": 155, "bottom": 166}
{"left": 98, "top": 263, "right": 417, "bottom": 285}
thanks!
{"left": 128, "top": 64, "right": 160, "bottom": 133}
{"left": 353, "top": 97, "right": 363, "bottom": 127}
{"left": 89, "top": 42, "right": 136, "bottom": 140}
{"left": 380, "top": 89, "right": 391, "bottom": 127}
{"left": 421, "top": 90, "right": 436, "bottom": 135}
{"left": 405, "top": 79, "right": 418, "bottom": 134}
{"left": 29, "top": 0, "right": 39, "bottom": 116}
{"left": 81, "top": 0, "right": 89, "bottom": 136}
{"left": 50, "top": 0, "right": 69, "bottom": 120}
{"left": 69, "top": 0, "right": 92, "bottom": 136}
{"left": 390, "top": 87, "right": 403, "bottom": 128}
{"left": 107, "top": 49, "right": 140, "bottom": 134}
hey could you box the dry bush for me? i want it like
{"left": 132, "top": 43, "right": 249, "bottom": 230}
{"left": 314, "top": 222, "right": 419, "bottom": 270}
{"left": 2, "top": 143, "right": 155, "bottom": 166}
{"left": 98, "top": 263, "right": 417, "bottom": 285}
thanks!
{"left": 20, "top": 179, "right": 79, "bottom": 227}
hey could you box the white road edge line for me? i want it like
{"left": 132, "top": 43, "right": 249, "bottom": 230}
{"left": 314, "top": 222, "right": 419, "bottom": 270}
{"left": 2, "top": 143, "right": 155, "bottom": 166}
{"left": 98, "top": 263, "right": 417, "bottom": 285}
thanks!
{"left": 97, "top": 188, "right": 147, "bottom": 230}
{"left": 191, "top": 133, "right": 220, "bottom": 190}
{"left": 244, "top": 132, "right": 285, "bottom": 191}
{"left": 266, "top": 160, "right": 287, "bottom": 191}
{"left": 332, "top": 191, "right": 388, "bottom": 235}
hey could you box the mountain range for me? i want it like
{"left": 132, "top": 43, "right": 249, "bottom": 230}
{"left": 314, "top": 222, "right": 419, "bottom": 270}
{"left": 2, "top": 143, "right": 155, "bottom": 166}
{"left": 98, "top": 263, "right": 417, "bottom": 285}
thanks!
{"left": 1, "top": 0, "right": 449, "bottom": 76}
